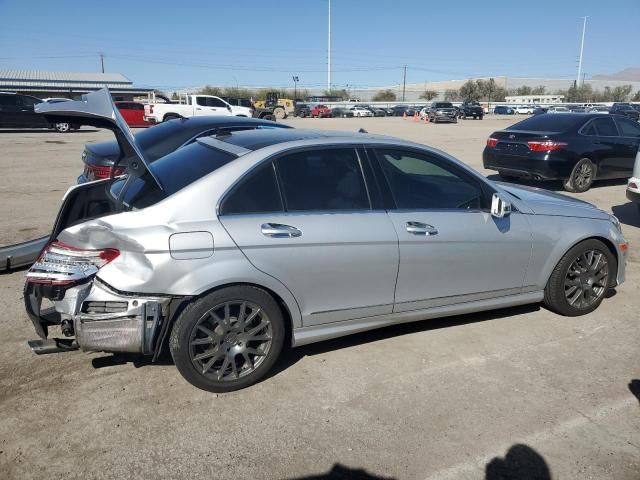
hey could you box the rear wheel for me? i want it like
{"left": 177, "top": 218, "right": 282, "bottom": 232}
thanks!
{"left": 170, "top": 286, "right": 285, "bottom": 392}
{"left": 544, "top": 239, "right": 615, "bottom": 316}
{"left": 163, "top": 114, "right": 180, "bottom": 122}
{"left": 563, "top": 158, "right": 595, "bottom": 193}
{"left": 273, "top": 107, "right": 286, "bottom": 120}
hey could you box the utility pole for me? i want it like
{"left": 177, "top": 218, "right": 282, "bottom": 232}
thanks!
{"left": 327, "top": 0, "right": 331, "bottom": 92}
{"left": 99, "top": 52, "right": 105, "bottom": 73}
{"left": 402, "top": 65, "right": 407, "bottom": 102}
{"left": 576, "top": 16, "right": 587, "bottom": 86}
{"left": 292, "top": 76, "right": 299, "bottom": 102}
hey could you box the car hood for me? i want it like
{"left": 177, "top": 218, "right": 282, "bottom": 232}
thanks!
{"left": 497, "top": 183, "right": 610, "bottom": 220}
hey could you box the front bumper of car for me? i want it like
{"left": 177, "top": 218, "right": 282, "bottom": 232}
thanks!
{"left": 626, "top": 177, "right": 640, "bottom": 204}
{"left": 25, "top": 278, "right": 175, "bottom": 356}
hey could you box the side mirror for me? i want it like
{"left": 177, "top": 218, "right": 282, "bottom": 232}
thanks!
{"left": 491, "top": 192, "right": 512, "bottom": 218}
{"left": 227, "top": 105, "right": 232, "bottom": 112}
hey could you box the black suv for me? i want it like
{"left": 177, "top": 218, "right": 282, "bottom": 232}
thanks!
{"left": 294, "top": 103, "right": 311, "bottom": 118}
{"left": 457, "top": 100, "right": 484, "bottom": 120}
{"left": 0, "top": 92, "right": 79, "bottom": 132}
{"left": 609, "top": 103, "right": 640, "bottom": 121}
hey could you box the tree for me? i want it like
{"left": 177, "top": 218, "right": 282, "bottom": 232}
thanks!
{"left": 611, "top": 85, "right": 633, "bottom": 101}
{"left": 459, "top": 80, "right": 480, "bottom": 101}
{"left": 531, "top": 86, "right": 546, "bottom": 95}
{"left": 633, "top": 90, "right": 640, "bottom": 102}
{"left": 372, "top": 89, "right": 397, "bottom": 101}
{"left": 419, "top": 90, "right": 438, "bottom": 101}
{"left": 324, "top": 89, "right": 349, "bottom": 100}
{"left": 199, "top": 85, "right": 223, "bottom": 96}
{"left": 443, "top": 89, "right": 460, "bottom": 101}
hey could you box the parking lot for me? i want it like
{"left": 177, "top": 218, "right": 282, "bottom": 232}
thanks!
{"left": 1, "top": 116, "right": 639, "bottom": 479}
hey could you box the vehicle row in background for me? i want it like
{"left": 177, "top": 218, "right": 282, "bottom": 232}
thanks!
{"left": 0, "top": 92, "right": 79, "bottom": 132}
{"left": 484, "top": 113, "right": 640, "bottom": 192}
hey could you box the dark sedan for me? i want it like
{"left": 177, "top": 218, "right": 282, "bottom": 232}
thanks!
{"left": 79, "top": 116, "right": 290, "bottom": 183}
{"left": 483, "top": 113, "right": 640, "bottom": 192}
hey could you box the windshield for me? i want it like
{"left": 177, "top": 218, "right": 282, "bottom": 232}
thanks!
{"left": 111, "top": 142, "right": 235, "bottom": 209}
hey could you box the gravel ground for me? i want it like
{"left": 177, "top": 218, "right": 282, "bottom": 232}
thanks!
{"left": 0, "top": 116, "right": 638, "bottom": 479}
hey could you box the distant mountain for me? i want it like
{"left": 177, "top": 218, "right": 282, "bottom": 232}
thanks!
{"left": 593, "top": 68, "right": 640, "bottom": 82}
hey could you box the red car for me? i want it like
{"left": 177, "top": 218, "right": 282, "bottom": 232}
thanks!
{"left": 310, "top": 104, "right": 332, "bottom": 118}
{"left": 114, "top": 101, "right": 152, "bottom": 127}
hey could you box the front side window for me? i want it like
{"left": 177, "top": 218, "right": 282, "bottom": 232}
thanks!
{"left": 18, "top": 96, "right": 41, "bottom": 108}
{"left": 275, "top": 148, "right": 370, "bottom": 211}
{"left": 207, "top": 97, "right": 228, "bottom": 108}
{"left": 376, "top": 149, "right": 484, "bottom": 210}
{"left": 593, "top": 117, "right": 618, "bottom": 136}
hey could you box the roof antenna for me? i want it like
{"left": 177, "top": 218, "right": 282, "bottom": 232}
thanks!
{"left": 358, "top": 128, "right": 368, "bottom": 133}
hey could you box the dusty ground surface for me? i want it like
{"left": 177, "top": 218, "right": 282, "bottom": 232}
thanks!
{"left": 0, "top": 117, "right": 639, "bottom": 479}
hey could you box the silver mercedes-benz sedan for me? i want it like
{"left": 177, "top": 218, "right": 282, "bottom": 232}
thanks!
{"left": 25, "top": 90, "right": 628, "bottom": 392}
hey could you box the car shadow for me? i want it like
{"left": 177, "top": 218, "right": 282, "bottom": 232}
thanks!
{"left": 281, "top": 464, "right": 395, "bottom": 479}
{"left": 628, "top": 379, "right": 640, "bottom": 404}
{"left": 91, "top": 303, "right": 541, "bottom": 376}
{"left": 485, "top": 444, "right": 551, "bottom": 480}
{"left": 486, "top": 174, "right": 627, "bottom": 192}
{"left": 612, "top": 203, "right": 640, "bottom": 228}
{"left": 265, "top": 303, "right": 541, "bottom": 382}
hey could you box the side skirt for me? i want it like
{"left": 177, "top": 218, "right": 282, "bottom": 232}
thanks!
{"left": 292, "top": 291, "right": 544, "bottom": 347}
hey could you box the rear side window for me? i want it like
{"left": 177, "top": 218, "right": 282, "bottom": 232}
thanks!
{"left": 593, "top": 117, "right": 618, "bottom": 136}
{"left": 275, "top": 148, "right": 370, "bottom": 211}
{"left": 220, "top": 163, "right": 283, "bottom": 215}
{"left": 616, "top": 118, "right": 640, "bottom": 137}
{"left": 0, "top": 95, "right": 16, "bottom": 107}
{"left": 581, "top": 122, "right": 597, "bottom": 136}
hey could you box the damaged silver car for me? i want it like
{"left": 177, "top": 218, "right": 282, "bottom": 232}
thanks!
{"left": 25, "top": 89, "right": 628, "bottom": 392}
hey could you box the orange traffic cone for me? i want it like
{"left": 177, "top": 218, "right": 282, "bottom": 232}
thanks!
{"left": 403, "top": 111, "right": 407, "bottom": 120}
{"left": 413, "top": 112, "right": 418, "bottom": 122}
{"left": 423, "top": 115, "right": 428, "bottom": 124}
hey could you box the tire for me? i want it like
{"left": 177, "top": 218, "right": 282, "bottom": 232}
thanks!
{"left": 163, "top": 114, "right": 179, "bottom": 122}
{"left": 299, "top": 112, "right": 306, "bottom": 118}
{"left": 563, "top": 158, "right": 595, "bottom": 193}
{"left": 170, "top": 285, "right": 286, "bottom": 393}
{"left": 543, "top": 239, "right": 616, "bottom": 316}
{"left": 54, "top": 122, "right": 71, "bottom": 133}
{"left": 479, "top": 114, "right": 484, "bottom": 120}
{"left": 273, "top": 107, "right": 286, "bottom": 120}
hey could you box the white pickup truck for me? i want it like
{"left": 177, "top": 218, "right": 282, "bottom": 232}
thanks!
{"left": 144, "top": 94, "right": 253, "bottom": 123}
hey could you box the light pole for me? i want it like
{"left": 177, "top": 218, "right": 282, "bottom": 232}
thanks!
{"left": 292, "top": 76, "right": 299, "bottom": 102}
{"left": 576, "top": 16, "right": 587, "bottom": 86}
{"left": 327, "top": 0, "right": 332, "bottom": 92}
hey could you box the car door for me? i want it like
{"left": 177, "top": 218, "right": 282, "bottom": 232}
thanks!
{"left": 588, "top": 116, "right": 623, "bottom": 178}
{"left": 0, "top": 94, "right": 19, "bottom": 127}
{"left": 613, "top": 117, "right": 640, "bottom": 176}
{"left": 219, "top": 147, "right": 399, "bottom": 327}
{"left": 16, "top": 95, "right": 47, "bottom": 128}
{"left": 195, "top": 96, "right": 231, "bottom": 117}
{"left": 371, "top": 147, "right": 532, "bottom": 313}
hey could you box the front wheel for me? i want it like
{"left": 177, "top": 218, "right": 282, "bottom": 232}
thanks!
{"left": 544, "top": 239, "right": 615, "bottom": 316}
{"left": 170, "top": 286, "right": 285, "bottom": 392}
{"left": 54, "top": 122, "right": 71, "bottom": 133}
{"left": 563, "top": 158, "right": 595, "bottom": 193}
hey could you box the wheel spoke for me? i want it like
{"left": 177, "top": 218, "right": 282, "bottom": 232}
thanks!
{"left": 191, "top": 337, "right": 215, "bottom": 346}
{"left": 247, "top": 334, "right": 272, "bottom": 342}
{"left": 201, "top": 352, "right": 225, "bottom": 374}
{"left": 197, "top": 324, "right": 216, "bottom": 338}
{"left": 217, "top": 356, "right": 231, "bottom": 380}
{"left": 237, "top": 302, "right": 247, "bottom": 328}
{"left": 241, "top": 351, "right": 254, "bottom": 370}
{"left": 246, "top": 348, "right": 266, "bottom": 357}
{"left": 567, "top": 287, "right": 583, "bottom": 305}
{"left": 246, "top": 319, "right": 268, "bottom": 337}
{"left": 194, "top": 348, "right": 221, "bottom": 362}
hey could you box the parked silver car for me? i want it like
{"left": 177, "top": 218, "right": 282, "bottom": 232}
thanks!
{"left": 25, "top": 90, "right": 628, "bottom": 392}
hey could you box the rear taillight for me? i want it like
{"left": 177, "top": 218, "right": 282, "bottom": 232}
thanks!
{"left": 486, "top": 137, "right": 498, "bottom": 148}
{"left": 629, "top": 182, "right": 639, "bottom": 190}
{"left": 87, "top": 164, "right": 126, "bottom": 180}
{"left": 26, "top": 242, "right": 120, "bottom": 285}
{"left": 527, "top": 140, "right": 567, "bottom": 152}
{"left": 149, "top": 105, "right": 154, "bottom": 114}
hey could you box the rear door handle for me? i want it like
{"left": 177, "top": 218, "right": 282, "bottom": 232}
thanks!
{"left": 261, "top": 223, "right": 302, "bottom": 238}
{"left": 406, "top": 221, "right": 438, "bottom": 236}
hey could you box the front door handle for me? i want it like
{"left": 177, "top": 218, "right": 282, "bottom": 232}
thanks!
{"left": 406, "top": 221, "right": 438, "bottom": 236}
{"left": 261, "top": 223, "right": 302, "bottom": 238}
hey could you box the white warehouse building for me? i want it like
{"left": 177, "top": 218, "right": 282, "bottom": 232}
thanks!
{"left": 505, "top": 94, "right": 564, "bottom": 104}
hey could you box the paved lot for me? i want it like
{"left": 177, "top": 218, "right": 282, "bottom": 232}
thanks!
{"left": 0, "top": 117, "right": 639, "bottom": 479}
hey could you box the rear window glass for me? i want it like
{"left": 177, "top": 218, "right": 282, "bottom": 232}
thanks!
{"left": 508, "top": 115, "right": 580, "bottom": 132}
{"left": 113, "top": 142, "right": 234, "bottom": 209}
{"left": 434, "top": 103, "right": 453, "bottom": 108}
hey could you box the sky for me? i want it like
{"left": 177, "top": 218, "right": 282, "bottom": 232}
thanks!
{"left": 0, "top": 0, "right": 638, "bottom": 92}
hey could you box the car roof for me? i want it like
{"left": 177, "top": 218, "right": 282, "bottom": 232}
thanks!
{"left": 203, "top": 128, "right": 385, "bottom": 151}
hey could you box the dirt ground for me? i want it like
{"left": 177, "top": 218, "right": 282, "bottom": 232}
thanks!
{"left": 0, "top": 116, "right": 639, "bottom": 479}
